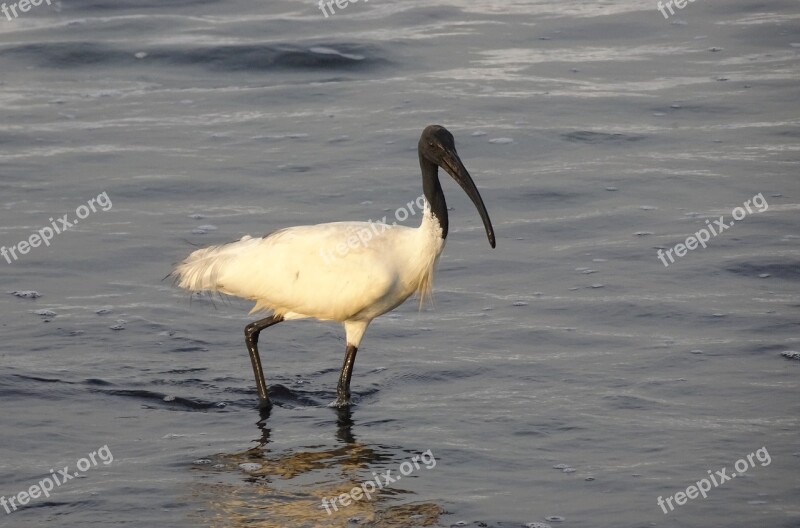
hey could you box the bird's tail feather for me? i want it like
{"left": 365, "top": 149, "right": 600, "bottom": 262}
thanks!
{"left": 172, "top": 235, "right": 259, "bottom": 294}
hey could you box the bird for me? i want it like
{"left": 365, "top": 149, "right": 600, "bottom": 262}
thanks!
{"left": 172, "top": 125, "right": 496, "bottom": 408}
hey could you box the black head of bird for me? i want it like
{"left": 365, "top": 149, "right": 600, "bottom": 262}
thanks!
{"left": 418, "top": 124, "right": 496, "bottom": 248}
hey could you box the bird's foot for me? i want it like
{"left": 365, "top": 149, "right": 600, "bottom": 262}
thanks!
{"left": 256, "top": 396, "right": 272, "bottom": 411}
{"left": 329, "top": 396, "right": 354, "bottom": 408}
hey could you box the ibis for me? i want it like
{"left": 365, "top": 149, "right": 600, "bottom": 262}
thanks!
{"left": 172, "top": 125, "right": 495, "bottom": 408}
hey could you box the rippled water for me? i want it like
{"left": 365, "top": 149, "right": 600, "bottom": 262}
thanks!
{"left": 1, "top": 1, "right": 798, "bottom": 527}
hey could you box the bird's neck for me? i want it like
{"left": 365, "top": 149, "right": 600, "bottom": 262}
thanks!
{"left": 419, "top": 154, "right": 448, "bottom": 240}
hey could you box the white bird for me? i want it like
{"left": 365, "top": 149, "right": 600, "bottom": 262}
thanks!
{"left": 172, "top": 125, "right": 495, "bottom": 408}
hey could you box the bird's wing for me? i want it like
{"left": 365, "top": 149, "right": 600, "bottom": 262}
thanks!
{"left": 174, "top": 222, "right": 415, "bottom": 321}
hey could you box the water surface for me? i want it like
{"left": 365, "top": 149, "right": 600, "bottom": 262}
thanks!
{"left": 1, "top": 0, "right": 798, "bottom": 527}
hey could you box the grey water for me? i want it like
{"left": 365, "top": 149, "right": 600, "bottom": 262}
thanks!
{"left": 1, "top": 0, "right": 799, "bottom": 527}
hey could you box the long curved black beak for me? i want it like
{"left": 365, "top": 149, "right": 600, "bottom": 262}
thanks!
{"left": 440, "top": 150, "right": 496, "bottom": 248}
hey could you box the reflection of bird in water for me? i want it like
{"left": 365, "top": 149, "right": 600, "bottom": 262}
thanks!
{"left": 187, "top": 408, "right": 442, "bottom": 527}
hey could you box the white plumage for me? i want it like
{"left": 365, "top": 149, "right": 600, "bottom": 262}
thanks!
{"left": 174, "top": 207, "right": 445, "bottom": 347}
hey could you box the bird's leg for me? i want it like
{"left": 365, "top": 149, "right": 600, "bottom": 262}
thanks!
{"left": 334, "top": 344, "right": 358, "bottom": 407}
{"left": 244, "top": 315, "right": 283, "bottom": 407}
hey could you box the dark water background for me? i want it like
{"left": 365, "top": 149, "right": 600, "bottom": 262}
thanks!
{"left": 1, "top": 0, "right": 798, "bottom": 527}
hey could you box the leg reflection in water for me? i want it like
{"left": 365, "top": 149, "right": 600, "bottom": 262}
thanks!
{"left": 187, "top": 406, "right": 442, "bottom": 527}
